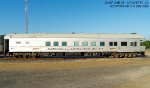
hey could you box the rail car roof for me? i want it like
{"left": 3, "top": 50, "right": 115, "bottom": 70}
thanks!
{"left": 4, "top": 33, "right": 144, "bottom": 39}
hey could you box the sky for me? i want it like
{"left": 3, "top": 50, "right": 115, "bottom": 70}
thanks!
{"left": 0, "top": 0, "right": 150, "bottom": 38}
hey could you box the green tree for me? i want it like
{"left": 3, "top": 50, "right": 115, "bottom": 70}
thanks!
{"left": 144, "top": 40, "right": 150, "bottom": 49}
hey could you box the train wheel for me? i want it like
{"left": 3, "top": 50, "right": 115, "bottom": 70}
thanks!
{"left": 19, "top": 55, "right": 23, "bottom": 58}
{"left": 124, "top": 53, "right": 128, "bottom": 58}
{"left": 132, "top": 53, "right": 137, "bottom": 58}
{"left": 35, "top": 54, "right": 40, "bottom": 58}
{"left": 128, "top": 53, "right": 132, "bottom": 58}
{"left": 119, "top": 53, "right": 124, "bottom": 58}
{"left": 26, "top": 55, "right": 29, "bottom": 58}
{"left": 114, "top": 53, "right": 119, "bottom": 58}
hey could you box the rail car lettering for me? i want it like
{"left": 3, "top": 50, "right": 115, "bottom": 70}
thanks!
{"left": 32, "top": 48, "right": 39, "bottom": 50}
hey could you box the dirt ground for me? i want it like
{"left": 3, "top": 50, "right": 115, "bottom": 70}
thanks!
{"left": 0, "top": 50, "right": 150, "bottom": 88}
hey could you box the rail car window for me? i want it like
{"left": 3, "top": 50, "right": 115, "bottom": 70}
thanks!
{"left": 121, "top": 42, "right": 127, "bottom": 46}
{"left": 16, "top": 41, "right": 21, "bottom": 44}
{"left": 140, "top": 42, "right": 144, "bottom": 46}
{"left": 109, "top": 42, "right": 113, "bottom": 46}
{"left": 130, "top": 42, "right": 137, "bottom": 46}
{"left": 26, "top": 42, "right": 29, "bottom": 44}
{"left": 54, "top": 42, "right": 59, "bottom": 46}
{"left": 46, "top": 42, "right": 51, "bottom": 46}
{"left": 114, "top": 42, "right": 117, "bottom": 46}
{"left": 62, "top": 42, "right": 67, "bottom": 46}
{"left": 130, "top": 42, "right": 134, "bottom": 46}
{"left": 74, "top": 41, "right": 79, "bottom": 46}
{"left": 82, "top": 41, "right": 88, "bottom": 46}
{"left": 91, "top": 41, "right": 96, "bottom": 46}
{"left": 134, "top": 42, "right": 137, "bottom": 46}
{"left": 100, "top": 42, "right": 105, "bottom": 46}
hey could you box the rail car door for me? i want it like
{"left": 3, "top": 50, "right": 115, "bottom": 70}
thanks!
{"left": 4, "top": 39, "right": 9, "bottom": 56}
{"left": 0, "top": 35, "right": 4, "bottom": 55}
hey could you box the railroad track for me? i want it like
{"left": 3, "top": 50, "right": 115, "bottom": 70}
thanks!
{"left": 0, "top": 55, "right": 149, "bottom": 61}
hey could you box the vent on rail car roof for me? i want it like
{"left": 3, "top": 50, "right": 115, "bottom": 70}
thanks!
{"left": 130, "top": 33, "right": 136, "bottom": 34}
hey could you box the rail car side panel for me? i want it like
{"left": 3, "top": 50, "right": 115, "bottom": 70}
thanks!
{"left": 8, "top": 38, "right": 145, "bottom": 53}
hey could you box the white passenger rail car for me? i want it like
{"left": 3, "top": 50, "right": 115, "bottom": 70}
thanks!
{"left": 4, "top": 33, "right": 145, "bottom": 58}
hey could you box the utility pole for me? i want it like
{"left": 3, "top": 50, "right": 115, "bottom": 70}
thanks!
{"left": 25, "top": 0, "right": 29, "bottom": 33}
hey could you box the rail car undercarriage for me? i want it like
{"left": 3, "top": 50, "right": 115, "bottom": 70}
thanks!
{"left": 7, "top": 52, "right": 145, "bottom": 58}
